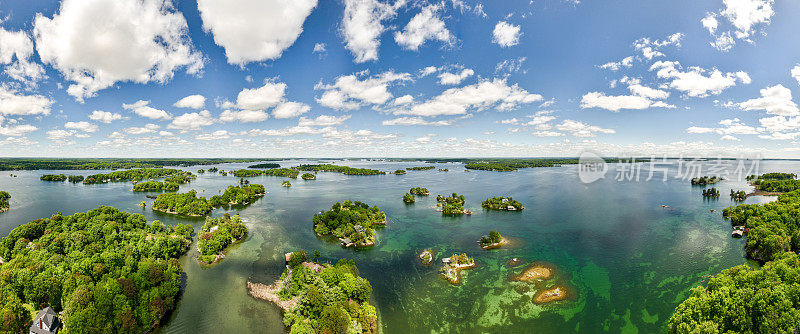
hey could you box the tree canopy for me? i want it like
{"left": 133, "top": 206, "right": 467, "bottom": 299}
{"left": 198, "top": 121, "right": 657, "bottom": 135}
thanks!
{"left": 313, "top": 201, "right": 386, "bottom": 248}
{"left": 294, "top": 164, "right": 385, "bottom": 176}
{"left": 197, "top": 214, "right": 248, "bottom": 264}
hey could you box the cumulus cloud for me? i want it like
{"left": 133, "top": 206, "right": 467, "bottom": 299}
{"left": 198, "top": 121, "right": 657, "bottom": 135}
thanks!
{"left": 89, "top": 110, "right": 124, "bottom": 123}
{"left": 395, "top": 78, "right": 542, "bottom": 117}
{"left": 342, "top": 0, "right": 403, "bottom": 63}
{"left": 650, "top": 61, "right": 749, "bottom": 97}
{"left": 736, "top": 84, "right": 798, "bottom": 116}
{"left": 272, "top": 101, "right": 311, "bottom": 119}
{"left": 382, "top": 117, "right": 452, "bottom": 126}
{"left": 492, "top": 21, "right": 521, "bottom": 47}
{"left": 792, "top": 65, "right": 800, "bottom": 86}
{"left": 316, "top": 71, "right": 411, "bottom": 110}
{"left": 0, "top": 28, "right": 46, "bottom": 85}
{"left": 580, "top": 92, "right": 653, "bottom": 111}
{"left": 195, "top": 130, "right": 230, "bottom": 141}
{"left": 313, "top": 43, "right": 326, "bottom": 54}
{"left": 298, "top": 115, "right": 351, "bottom": 127}
{"left": 236, "top": 81, "right": 287, "bottom": 110}
{"left": 123, "top": 100, "right": 172, "bottom": 120}
{"left": 65, "top": 121, "right": 99, "bottom": 133}
{"left": 124, "top": 123, "right": 160, "bottom": 135}
{"left": 438, "top": 69, "right": 474, "bottom": 85}
{"left": 394, "top": 5, "right": 453, "bottom": 50}
{"left": 0, "top": 86, "right": 52, "bottom": 116}
{"left": 168, "top": 110, "right": 214, "bottom": 130}
{"left": 174, "top": 94, "right": 206, "bottom": 109}
{"left": 555, "top": 120, "right": 615, "bottom": 137}
{"left": 0, "top": 124, "right": 37, "bottom": 136}
{"left": 599, "top": 56, "right": 634, "bottom": 71}
{"left": 633, "top": 33, "right": 682, "bottom": 60}
{"left": 702, "top": 0, "right": 774, "bottom": 51}
{"left": 34, "top": 0, "right": 204, "bottom": 101}
{"left": 219, "top": 109, "right": 270, "bottom": 123}
{"left": 686, "top": 118, "right": 758, "bottom": 136}
{"left": 197, "top": 0, "right": 317, "bottom": 64}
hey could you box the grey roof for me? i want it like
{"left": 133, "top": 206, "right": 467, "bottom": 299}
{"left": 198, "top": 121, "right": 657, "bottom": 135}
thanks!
{"left": 29, "top": 307, "right": 60, "bottom": 334}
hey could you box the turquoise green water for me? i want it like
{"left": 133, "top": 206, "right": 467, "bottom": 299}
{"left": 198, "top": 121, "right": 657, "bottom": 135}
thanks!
{"left": 0, "top": 160, "right": 788, "bottom": 333}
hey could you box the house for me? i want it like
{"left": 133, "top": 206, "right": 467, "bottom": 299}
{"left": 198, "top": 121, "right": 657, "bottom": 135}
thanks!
{"left": 29, "top": 307, "right": 60, "bottom": 334}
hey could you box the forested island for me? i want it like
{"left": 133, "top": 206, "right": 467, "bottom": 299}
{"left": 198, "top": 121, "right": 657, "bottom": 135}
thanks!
{"left": 0, "top": 206, "right": 193, "bottom": 333}
{"left": 301, "top": 173, "right": 317, "bottom": 180}
{"left": 295, "top": 164, "right": 385, "bottom": 175}
{"left": 410, "top": 187, "right": 430, "bottom": 196}
{"left": 690, "top": 176, "right": 723, "bottom": 185}
{"left": 730, "top": 189, "right": 746, "bottom": 201}
{"left": 479, "top": 231, "right": 506, "bottom": 249}
{"left": 40, "top": 174, "right": 67, "bottom": 181}
{"left": 747, "top": 172, "right": 800, "bottom": 193}
{"left": 208, "top": 184, "right": 266, "bottom": 207}
{"left": 197, "top": 214, "right": 248, "bottom": 265}
{"left": 313, "top": 201, "right": 387, "bottom": 248}
{"left": 701, "top": 188, "right": 720, "bottom": 198}
{"left": 68, "top": 175, "right": 84, "bottom": 183}
{"left": 248, "top": 163, "right": 281, "bottom": 169}
{"left": 482, "top": 197, "right": 524, "bottom": 211}
{"left": 407, "top": 166, "right": 435, "bottom": 171}
{"left": 393, "top": 169, "right": 406, "bottom": 175}
{"left": 246, "top": 252, "right": 377, "bottom": 334}
{"left": 164, "top": 174, "right": 195, "bottom": 184}
{"left": 670, "top": 175, "right": 800, "bottom": 332}
{"left": 0, "top": 158, "right": 261, "bottom": 171}
{"left": 0, "top": 191, "right": 9, "bottom": 213}
{"left": 83, "top": 168, "right": 190, "bottom": 184}
{"left": 403, "top": 193, "right": 415, "bottom": 203}
{"left": 153, "top": 190, "right": 213, "bottom": 216}
{"left": 232, "top": 168, "right": 299, "bottom": 178}
{"left": 464, "top": 159, "right": 580, "bottom": 171}
{"left": 132, "top": 181, "right": 179, "bottom": 192}
{"left": 282, "top": 180, "right": 292, "bottom": 187}
{"left": 436, "top": 193, "right": 471, "bottom": 215}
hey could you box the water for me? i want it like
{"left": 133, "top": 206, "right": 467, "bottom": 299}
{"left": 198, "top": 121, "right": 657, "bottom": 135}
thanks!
{"left": 0, "top": 160, "right": 791, "bottom": 333}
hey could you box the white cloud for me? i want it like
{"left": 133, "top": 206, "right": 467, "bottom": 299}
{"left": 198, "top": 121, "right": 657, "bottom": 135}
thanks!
{"left": 174, "top": 94, "right": 206, "bottom": 109}
{"left": 686, "top": 118, "right": 759, "bottom": 137}
{"left": 492, "top": 21, "right": 521, "bottom": 47}
{"left": 34, "top": 0, "right": 204, "bottom": 101}
{"left": 197, "top": 0, "right": 317, "bottom": 65}
{"left": 0, "top": 124, "right": 37, "bottom": 136}
{"left": 633, "top": 33, "right": 682, "bottom": 60}
{"left": 438, "top": 68, "right": 474, "bottom": 85}
{"left": 316, "top": 71, "right": 411, "bottom": 110}
{"left": 397, "top": 78, "right": 541, "bottom": 117}
{"left": 650, "top": 61, "right": 749, "bottom": 97}
{"left": 736, "top": 85, "right": 798, "bottom": 116}
{"left": 599, "top": 56, "right": 634, "bottom": 71}
{"left": 313, "top": 43, "right": 326, "bottom": 54}
{"left": 495, "top": 57, "right": 527, "bottom": 74}
{"left": 123, "top": 100, "right": 172, "bottom": 120}
{"left": 342, "top": 0, "right": 403, "bottom": 63}
{"left": 0, "top": 28, "right": 46, "bottom": 85}
{"left": 195, "top": 130, "right": 230, "bottom": 141}
{"left": 272, "top": 101, "right": 311, "bottom": 119}
{"left": 703, "top": 0, "right": 774, "bottom": 51}
{"left": 394, "top": 5, "right": 453, "bottom": 50}
{"left": 382, "top": 117, "right": 452, "bottom": 126}
{"left": 168, "top": 110, "right": 215, "bottom": 130}
{"left": 47, "top": 129, "right": 75, "bottom": 140}
{"left": 124, "top": 123, "right": 160, "bottom": 135}
{"left": 792, "top": 65, "right": 800, "bottom": 86}
{"left": 720, "top": 135, "right": 740, "bottom": 141}
{"left": 0, "top": 86, "right": 52, "bottom": 116}
{"left": 298, "top": 115, "right": 351, "bottom": 127}
{"left": 159, "top": 131, "right": 174, "bottom": 136}
{"left": 419, "top": 66, "right": 438, "bottom": 77}
{"left": 392, "top": 95, "right": 414, "bottom": 105}
{"left": 555, "top": 120, "right": 615, "bottom": 137}
{"left": 219, "top": 109, "right": 270, "bottom": 123}
{"left": 580, "top": 92, "right": 655, "bottom": 111}
{"left": 89, "top": 110, "right": 123, "bottom": 123}
{"left": 621, "top": 77, "right": 670, "bottom": 100}
{"left": 65, "top": 121, "right": 98, "bottom": 133}
{"left": 236, "top": 81, "right": 286, "bottom": 110}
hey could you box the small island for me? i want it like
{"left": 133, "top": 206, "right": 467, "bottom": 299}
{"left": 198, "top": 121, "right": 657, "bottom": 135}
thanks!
{"left": 246, "top": 251, "right": 377, "bottom": 334}
{"left": 282, "top": 180, "right": 292, "bottom": 187}
{"left": 438, "top": 168, "right": 449, "bottom": 172}
{"left": 132, "top": 181, "right": 179, "bottom": 192}
{"left": 197, "top": 214, "right": 248, "bottom": 265}
{"left": 394, "top": 169, "right": 406, "bottom": 175}
{"left": 83, "top": 168, "right": 189, "bottom": 184}
{"left": 407, "top": 166, "right": 435, "bottom": 171}
{"left": 410, "top": 187, "right": 430, "bottom": 196}
{"left": 691, "top": 176, "right": 724, "bottom": 185}
{"left": 482, "top": 196, "right": 524, "bottom": 211}
{"left": 313, "top": 200, "right": 387, "bottom": 248}
{"left": 208, "top": 167, "right": 219, "bottom": 173}
{"left": 533, "top": 286, "right": 569, "bottom": 304}
{"left": 0, "top": 191, "right": 9, "bottom": 213}
{"left": 301, "top": 173, "right": 316, "bottom": 180}
{"left": 403, "top": 193, "right": 415, "bottom": 203}
{"left": 232, "top": 168, "right": 299, "bottom": 178}
{"left": 209, "top": 184, "right": 266, "bottom": 207}
{"left": 68, "top": 175, "right": 84, "bottom": 183}
{"left": 513, "top": 263, "right": 554, "bottom": 281}
{"left": 40, "top": 174, "right": 67, "bottom": 181}
{"left": 248, "top": 163, "right": 281, "bottom": 169}
{"left": 440, "top": 253, "right": 476, "bottom": 284}
{"left": 153, "top": 190, "right": 213, "bottom": 216}
{"left": 295, "top": 164, "right": 385, "bottom": 175}
{"left": 702, "top": 187, "right": 720, "bottom": 198}
{"left": 419, "top": 249, "right": 434, "bottom": 265}
{"left": 436, "top": 193, "right": 472, "bottom": 215}
{"left": 478, "top": 231, "right": 507, "bottom": 249}
{"left": 197, "top": 169, "right": 205, "bottom": 174}
{"left": 164, "top": 174, "right": 195, "bottom": 184}
{"left": 730, "top": 189, "right": 746, "bottom": 201}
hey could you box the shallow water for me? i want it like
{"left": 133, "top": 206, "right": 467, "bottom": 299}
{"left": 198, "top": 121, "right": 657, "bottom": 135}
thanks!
{"left": 0, "top": 159, "right": 791, "bottom": 333}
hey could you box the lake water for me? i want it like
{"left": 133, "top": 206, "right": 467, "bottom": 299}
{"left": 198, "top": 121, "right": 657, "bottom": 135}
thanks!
{"left": 0, "top": 159, "right": 790, "bottom": 333}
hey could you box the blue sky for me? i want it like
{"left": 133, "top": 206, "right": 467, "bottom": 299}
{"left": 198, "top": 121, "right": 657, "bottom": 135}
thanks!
{"left": 0, "top": 0, "right": 799, "bottom": 158}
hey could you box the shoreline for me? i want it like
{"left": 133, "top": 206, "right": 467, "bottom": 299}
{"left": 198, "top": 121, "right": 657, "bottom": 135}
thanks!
{"left": 480, "top": 237, "right": 509, "bottom": 250}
